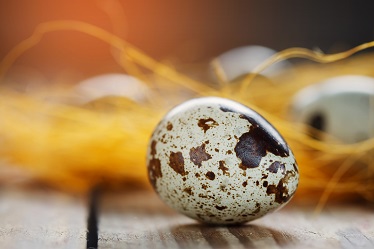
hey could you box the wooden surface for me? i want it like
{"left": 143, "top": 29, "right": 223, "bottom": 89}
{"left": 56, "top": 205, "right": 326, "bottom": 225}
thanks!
{"left": 0, "top": 188, "right": 87, "bottom": 249}
{"left": 1, "top": 188, "right": 374, "bottom": 249}
{"left": 98, "top": 191, "right": 374, "bottom": 249}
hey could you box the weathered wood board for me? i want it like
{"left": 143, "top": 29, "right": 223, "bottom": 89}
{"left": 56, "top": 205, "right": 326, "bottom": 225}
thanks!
{"left": 98, "top": 191, "right": 374, "bottom": 249}
{"left": 0, "top": 187, "right": 87, "bottom": 249}
{"left": 1, "top": 188, "right": 373, "bottom": 249}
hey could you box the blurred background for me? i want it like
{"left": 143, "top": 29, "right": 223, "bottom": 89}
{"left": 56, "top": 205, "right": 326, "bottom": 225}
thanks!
{"left": 1, "top": 0, "right": 374, "bottom": 80}
{"left": 0, "top": 0, "right": 374, "bottom": 199}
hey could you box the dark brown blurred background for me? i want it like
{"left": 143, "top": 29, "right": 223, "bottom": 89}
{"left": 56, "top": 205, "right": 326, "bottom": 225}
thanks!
{"left": 1, "top": 0, "right": 374, "bottom": 79}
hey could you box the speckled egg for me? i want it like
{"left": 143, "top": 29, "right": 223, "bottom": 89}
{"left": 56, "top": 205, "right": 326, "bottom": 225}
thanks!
{"left": 291, "top": 75, "right": 374, "bottom": 143}
{"left": 147, "top": 97, "right": 299, "bottom": 224}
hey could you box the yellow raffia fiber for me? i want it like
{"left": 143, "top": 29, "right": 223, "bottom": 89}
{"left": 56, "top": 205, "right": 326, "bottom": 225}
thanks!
{"left": 0, "top": 20, "right": 373, "bottom": 209}
{"left": 0, "top": 89, "right": 161, "bottom": 191}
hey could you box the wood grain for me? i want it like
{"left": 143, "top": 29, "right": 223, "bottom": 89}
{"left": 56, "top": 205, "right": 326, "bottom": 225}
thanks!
{"left": 98, "top": 191, "right": 374, "bottom": 249}
{"left": 0, "top": 187, "right": 87, "bottom": 249}
{"left": 1, "top": 188, "right": 373, "bottom": 249}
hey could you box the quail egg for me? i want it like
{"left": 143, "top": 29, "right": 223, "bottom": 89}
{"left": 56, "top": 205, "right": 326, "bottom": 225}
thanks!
{"left": 73, "top": 73, "right": 149, "bottom": 104}
{"left": 147, "top": 97, "right": 299, "bottom": 224}
{"left": 291, "top": 75, "right": 374, "bottom": 143}
{"left": 211, "top": 45, "right": 292, "bottom": 82}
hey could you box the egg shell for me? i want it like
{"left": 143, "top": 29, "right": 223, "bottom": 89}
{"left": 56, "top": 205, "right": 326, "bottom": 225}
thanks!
{"left": 212, "top": 45, "right": 292, "bottom": 82}
{"left": 147, "top": 97, "right": 299, "bottom": 224}
{"left": 73, "top": 73, "right": 149, "bottom": 104}
{"left": 291, "top": 75, "right": 374, "bottom": 143}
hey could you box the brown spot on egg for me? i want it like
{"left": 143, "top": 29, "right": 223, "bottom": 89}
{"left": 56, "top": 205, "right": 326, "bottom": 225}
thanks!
{"left": 218, "top": 160, "right": 229, "bottom": 175}
{"left": 220, "top": 184, "right": 227, "bottom": 192}
{"left": 263, "top": 181, "right": 268, "bottom": 187}
{"left": 253, "top": 206, "right": 261, "bottom": 214}
{"left": 239, "top": 163, "right": 247, "bottom": 171}
{"left": 293, "top": 163, "right": 299, "bottom": 173}
{"left": 166, "top": 122, "right": 173, "bottom": 131}
{"left": 234, "top": 131, "right": 264, "bottom": 169}
{"left": 201, "top": 184, "right": 208, "bottom": 190}
{"left": 160, "top": 134, "right": 167, "bottom": 144}
{"left": 148, "top": 140, "right": 162, "bottom": 187}
{"left": 148, "top": 158, "right": 162, "bottom": 188}
{"left": 150, "top": 140, "right": 157, "bottom": 157}
{"left": 215, "top": 205, "right": 227, "bottom": 210}
{"left": 242, "top": 181, "right": 248, "bottom": 187}
{"left": 205, "top": 171, "right": 215, "bottom": 180}
{"left": 234, "top": 121, "right": 289, "bottom": 169}
{"left": 222, "top": 106, "right": 289, "bottom": 170}
{"left": 267, "top": 161, "right": 286, "bottom": 174}
{"left": 183, "top": 187, "right": 193, "bottom": 195}
{"left": 198, "top": 118, "right": 218, "bottom": 133}
{"left": 239, "top": 113, "right": 289, "bottom": 152}
{"left": 282, "top": 170, "right": 297, "bottom": 184}
{"left": 169, "top": 151, "right": 186, "bottom": 176}
{"left": 189, "top": 144, "right": 212, "bottom": 167}
{"left": 266, "top": 179, "right": 290, "bottom": 204}
{"left": 195, "top": 173, "right": 200, "bottom": 178}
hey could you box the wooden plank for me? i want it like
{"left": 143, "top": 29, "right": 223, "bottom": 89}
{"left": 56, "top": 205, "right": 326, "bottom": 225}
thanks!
{"left": 99, "top": 191, "right": 374, "bottom": 249}
{"left": 0, "top": 187, "right": 87, "bottom": 249}
{"left": 254, "top": 203, "right": 374, "bottom": 249}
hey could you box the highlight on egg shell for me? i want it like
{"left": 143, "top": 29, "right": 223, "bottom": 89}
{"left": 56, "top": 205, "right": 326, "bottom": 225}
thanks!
{"left": 147, "top": 97, "right": 299, "bottom": 224}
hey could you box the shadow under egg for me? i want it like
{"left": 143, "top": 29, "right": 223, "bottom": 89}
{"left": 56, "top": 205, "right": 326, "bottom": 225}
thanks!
{"left": 170, "top": 223, "right": 296, "bottom": 248}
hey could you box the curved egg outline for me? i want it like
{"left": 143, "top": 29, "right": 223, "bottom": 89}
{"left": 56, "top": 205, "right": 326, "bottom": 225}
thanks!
{"left": 147, "top": 97, "right": 299, "bottom": 224}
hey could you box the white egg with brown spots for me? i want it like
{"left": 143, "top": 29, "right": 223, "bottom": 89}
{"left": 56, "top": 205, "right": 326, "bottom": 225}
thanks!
{"left": 147, "top": 97, "right": 299, "bottom": 224}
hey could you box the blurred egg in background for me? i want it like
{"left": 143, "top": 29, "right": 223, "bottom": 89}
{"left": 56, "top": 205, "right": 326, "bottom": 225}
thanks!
{"left": 291, "top": 75, "right": 374, "bottom": 144}
{"left": 73, "top": 73, "right": 150, "bottom": 105}
{"left": 211, "top": 45, "right": 292, "bottom": 82}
